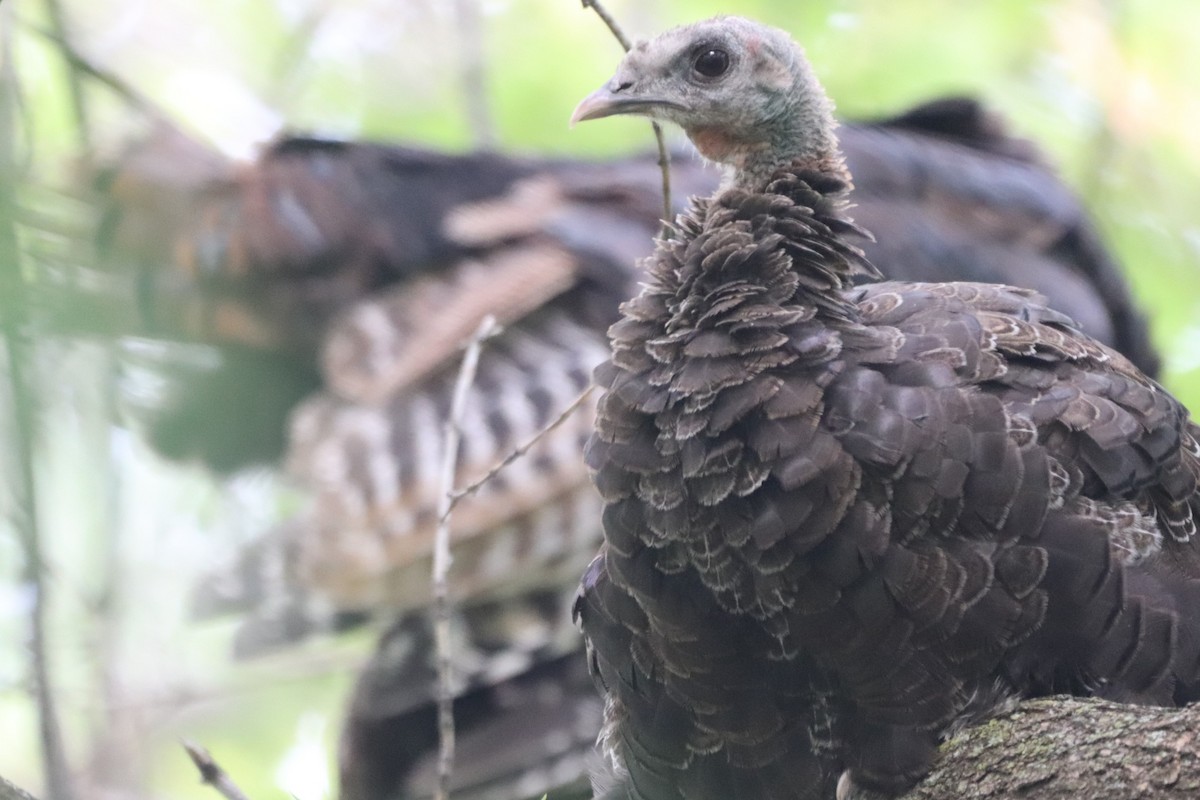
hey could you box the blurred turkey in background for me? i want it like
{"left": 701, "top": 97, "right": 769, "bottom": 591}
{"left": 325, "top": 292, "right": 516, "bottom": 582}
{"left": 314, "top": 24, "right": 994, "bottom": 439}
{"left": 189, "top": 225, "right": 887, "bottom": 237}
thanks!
{"left": 92, "top": 95, "right": 1159, "bottom": 800}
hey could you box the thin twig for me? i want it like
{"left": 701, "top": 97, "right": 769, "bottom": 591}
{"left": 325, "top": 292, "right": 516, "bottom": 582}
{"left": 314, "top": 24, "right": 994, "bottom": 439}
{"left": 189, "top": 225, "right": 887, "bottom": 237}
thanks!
{"left": 651, "top": 120, "right": 672, "bottom": 227}
{"left": 579, "top": 0, "right": 673, "bottom": 231}
{"left": 432, "top": 315, "right": 500, "bottom": 800}
{"left": 182, "top": 741, "right": 252, "bottom": 800}
{"left": 43, "top": 0, "right": 91, "bottom": 153}
{"left": 578, "top": 0, "right": 631, "bottom": 49}
{"left": 0, "top": 774, "right": 40, "bottom": 800}
{"left": 455, "top": 0, "right": 496, "bottom": 148}
{"left": 18, "top": 19, "right": 161, "bottom": 119}
{"left": 265, "top": 1, "right": 332, "bottom": 114}
{"left": 41, "top": 6, "right": 132, "bottom": 786}
{"left": 444, "top": 384, "right": 595, "bottom": 518}
{"left": 0, "top": 11, "right": 75, "bottom": 800}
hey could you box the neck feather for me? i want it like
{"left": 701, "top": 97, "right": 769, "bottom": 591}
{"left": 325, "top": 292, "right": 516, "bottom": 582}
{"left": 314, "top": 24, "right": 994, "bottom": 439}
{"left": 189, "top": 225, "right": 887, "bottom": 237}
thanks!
{"left": 651, "top": 162, "right": 879, "bottom": 331}
{"left": 713, "top": 72, "right": 845, "bottom": 190}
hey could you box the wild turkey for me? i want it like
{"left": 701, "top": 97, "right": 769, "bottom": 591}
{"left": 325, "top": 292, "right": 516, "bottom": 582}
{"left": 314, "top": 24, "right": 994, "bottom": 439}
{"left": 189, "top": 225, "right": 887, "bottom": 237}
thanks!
{"left": 572, "top": 15, "right": 1200, "bottom": 800}
{"left": 99, "top": 110, "right": 1157, "bottom": 477}
{"left": 97, "top": 92, "right": 1158, "bottom": 799}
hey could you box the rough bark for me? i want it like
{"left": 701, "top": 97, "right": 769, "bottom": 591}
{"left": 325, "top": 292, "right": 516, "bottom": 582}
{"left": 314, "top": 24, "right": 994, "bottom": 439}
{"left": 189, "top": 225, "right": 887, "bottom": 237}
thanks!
{"left": 3, "top": 698, "right": 1199, "bottom": 800}
{"left": 0, "top": 776, "right": 37, "bottom": 800}
{"left": 898, "top": 696, "right": 1200, "bottom": 800}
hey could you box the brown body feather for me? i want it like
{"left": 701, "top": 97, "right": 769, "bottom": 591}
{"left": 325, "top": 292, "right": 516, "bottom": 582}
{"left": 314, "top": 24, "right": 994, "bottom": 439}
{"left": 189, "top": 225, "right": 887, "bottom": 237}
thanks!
{"left": 579, "top": 163, "right": 1200, "bottom": 799}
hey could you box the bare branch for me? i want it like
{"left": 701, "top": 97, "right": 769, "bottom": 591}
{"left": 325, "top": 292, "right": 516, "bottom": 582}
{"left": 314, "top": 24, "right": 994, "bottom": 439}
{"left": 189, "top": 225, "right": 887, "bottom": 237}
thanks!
{"left": 444, "top": 384, "right": 595, "bottom": 518}
{"left": 894, "top": 696, "right": 1200, "bottom": 800}
{"left": 0, "top": 775, "right": 39, "bottom": 800}
{"left": 18, "top": 18, "right": 161, "bottom": 119}
{"left": 432, "top": 315, "right": 501, "bottom": 800}
{"left": 38, "top": 7, "right": 134, "bottom": 789}
{"left": 579, "top": 0, "right": 673, "bottom": 232}
{"left": 651, "top": 121, "right": 673, "bottom": 230}
{"left": 454, "top": 0, "right": 496, "bottom": 148}
{"left": 0, "top": 13, "right": 75, "bottom": 800}
{"left": 43, "top": 0, "right": 91, "bottom": 153}
{"left": 182, "top": 741, "right": 252, "bottom": 800}
{"left": 265, "top": 1, "right": 333, "bottom": 113}
{"left": 578, "top": 0, "right": 631, "bottom": 49}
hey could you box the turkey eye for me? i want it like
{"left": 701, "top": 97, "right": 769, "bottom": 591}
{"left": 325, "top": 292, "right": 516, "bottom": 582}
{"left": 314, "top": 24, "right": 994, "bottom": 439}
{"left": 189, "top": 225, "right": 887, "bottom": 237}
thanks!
{"left": 693, "top": 48, "right": 729, "bottom": 78}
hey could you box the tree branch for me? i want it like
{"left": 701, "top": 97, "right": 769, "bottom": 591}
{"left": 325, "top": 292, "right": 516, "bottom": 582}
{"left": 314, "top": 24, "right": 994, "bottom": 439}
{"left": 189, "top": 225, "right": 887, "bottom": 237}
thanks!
{"left": 0, "top": 12, "right": 75, "bottom": 800}
{"left": 43, "top": 0, "right": 91, "bottom": 153}
{"left": 18, "top": 18, "right": 161, "bottom": 119}
{"left": 0, "top": 775, "right": 39, "bottom": 800}
{"left": 432, "top": 315, "right": 500, "bottom": 800}
{"left": 892, "top": 697, "right": 1200, "bottom": 800}
{"left": 454, "top": 0, "right": 496, "bottom": 148}
{"left": 579, "top": 0, "right": 672, "bottom": 231}
{"left": 182, "top": 741, "right": 252, "bottom": 800}
{"left": 443, "top": 384, "right": 594, "bottom": 520}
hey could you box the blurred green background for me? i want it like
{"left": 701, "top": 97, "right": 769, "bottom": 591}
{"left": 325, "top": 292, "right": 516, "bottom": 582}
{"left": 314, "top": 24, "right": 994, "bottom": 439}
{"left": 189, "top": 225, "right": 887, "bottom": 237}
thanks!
{"left": 2, "top": 1, "right": 1198, "bottom": 799}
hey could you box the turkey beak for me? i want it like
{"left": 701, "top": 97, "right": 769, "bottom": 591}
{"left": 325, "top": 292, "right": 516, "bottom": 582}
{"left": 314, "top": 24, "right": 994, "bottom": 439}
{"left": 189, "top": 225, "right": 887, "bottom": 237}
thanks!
{"left": 570, "top": 82, "right": 684, "bottom": 127}
{"left": 570, "top": 86, "right": 622, "bottom": 126}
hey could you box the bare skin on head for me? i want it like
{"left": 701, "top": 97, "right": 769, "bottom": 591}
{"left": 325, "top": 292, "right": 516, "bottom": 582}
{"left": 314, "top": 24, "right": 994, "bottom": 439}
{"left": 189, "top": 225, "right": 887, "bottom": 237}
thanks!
{"left": 571, "top": 15, "right": 845, "bottom": 188}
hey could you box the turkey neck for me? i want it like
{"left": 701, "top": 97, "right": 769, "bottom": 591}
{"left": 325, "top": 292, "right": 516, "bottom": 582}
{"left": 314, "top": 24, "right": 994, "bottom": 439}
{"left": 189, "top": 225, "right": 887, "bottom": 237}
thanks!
{"left": 647, "top": 158, "right": 879, "bottom": 350}
{"left": 598, "top": 159, "right": 885, "bottom": 534}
